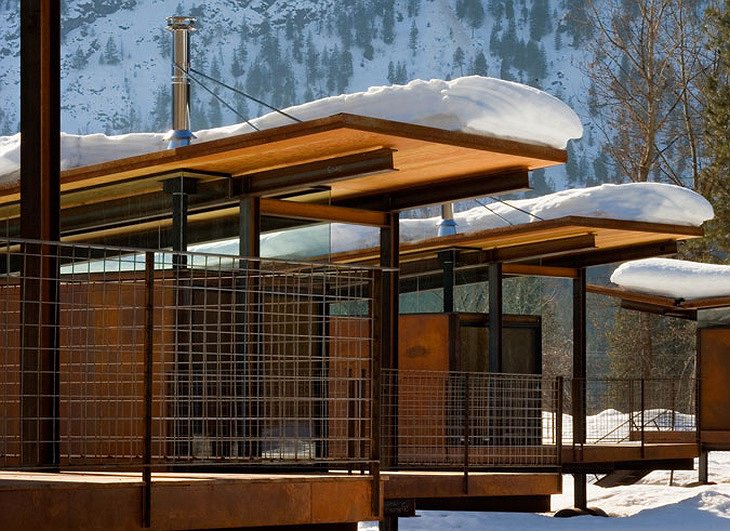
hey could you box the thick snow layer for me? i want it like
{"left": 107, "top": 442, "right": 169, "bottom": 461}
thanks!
{"left": 194, "top": 183, "right": 713, "bottom": 259}
{"left": 611, "top": 258, "right": 730, "bottom": 300}
{"left": 0, "top": 76, "right": 582, "bottom": 186}
{"left": 359, "top": 452, "right": 730, "bottom": 530}
{"left": 195, "top": 76, "right": 583, "bottom": 148}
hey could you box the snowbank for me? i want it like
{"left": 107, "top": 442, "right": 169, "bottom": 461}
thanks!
{"left": 611, "top": 258, "right": 730, "bottom": 300}
{"left": 195, "top": 182, "right": 713, "bottom": 259}
{"left": 0, "top": 76, "right": 582, "bottom": 186}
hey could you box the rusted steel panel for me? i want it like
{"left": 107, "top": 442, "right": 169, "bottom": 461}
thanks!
{"left": 699, "top": 328, "right": 730, "bottom": 437}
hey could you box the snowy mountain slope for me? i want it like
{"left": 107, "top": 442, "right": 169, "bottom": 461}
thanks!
{"left": 0, "top": 0, "right": 595, "bottom": 190}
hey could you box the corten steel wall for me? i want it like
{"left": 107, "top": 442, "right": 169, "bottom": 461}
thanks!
{"left": 0, "top": 241, "right": 376, "bottom": 469}
{"left": 699, "top": 328, "right": 730, "bottom": 446}
{"left": 0, "top": 273, "right": 175, "bottom": 466}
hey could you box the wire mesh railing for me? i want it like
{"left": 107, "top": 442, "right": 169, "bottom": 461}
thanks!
{"left": 0, "top": 238, "right": 377, "bottom": 470}
{"left": 562, "top": 378, "right": 697, "bottom": 446}
{"left": 381, "top": 370, "right": 562, "bottom": 469}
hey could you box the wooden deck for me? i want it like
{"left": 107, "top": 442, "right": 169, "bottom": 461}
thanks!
{"left": 0, "top": 471, "right": 379, "bottom": 531}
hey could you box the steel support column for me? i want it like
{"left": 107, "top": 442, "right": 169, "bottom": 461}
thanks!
{"left": 379, "top": 212, "right": 399, "bottom": 531}
{"left": 239, "top": 196, "right": 261, "bottom": 457}
{"left": 572, "top": 267, "right": 587, "bottom": 509}
{"left": 488, "top": 262, "right": 503, "bottom": 373}
{"left": 438, "top": 250, "right": 457, "bottom": 313}
{"left": 163, "top": 176, "right": 198, "bottom": 267}
{"left": 19, "top": 0, "right": 61, "bottom": 469}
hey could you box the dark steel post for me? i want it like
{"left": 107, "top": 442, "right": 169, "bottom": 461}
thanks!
{"left": 438, "top": 250, "right": 456, "bottom": 313}
{"left": 640, "top": 378, "right": 646, "bottom": 458}
{"left": 488, "top": 262, "right": 502, "bottom": 373}
{"left": 699, "top": 450, "right": 709, "bottom": 484}
{"left": 572, "top": 268, "right": 587, "bottom": 509}
{"left": 142, "top": 252, "right": 154, "bottom": 528}
{"left": 163, "top": 176, "right": 197, "bottom": 268}
{"left": 239, "top": 196, "right": 261, "bottom": 457}
{"left": 379, "top": 212, "right": 399, "bottom": 467}
{"left": 556, "top": 376, "right": 563, "bottom": 465}
{"left": 371, "top": 270, "right": 383, "bottom": 520}
{"left": 20, "top": 0, "right": 61, "bottom": 470}
{"left": 463, "top": 373, "right": 470, "bottom": 495}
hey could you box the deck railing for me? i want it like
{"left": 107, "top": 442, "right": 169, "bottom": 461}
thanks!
{"left": 0, "top": 238, "right": 378, "bottom": 471}
{"left": 381, "top": 370, "right": 562, "bottom": 469}
{"left": 562, "top": 377, "right": 697, "bottom": 446}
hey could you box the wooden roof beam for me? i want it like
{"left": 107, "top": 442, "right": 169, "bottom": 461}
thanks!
{"left": 336, "top": 169, "right": 530, "bottom": 211}
{"left": 545, "top": 239, "right": 679, "bottom": 268}
{"left": 260, "top": 198, "right": 388, "bottom": 227}
{"left": 233, "top": 147, "right": 395, "bottom": 196}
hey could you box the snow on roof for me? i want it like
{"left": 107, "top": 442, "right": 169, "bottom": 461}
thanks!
{"left": 0, "top": 76, "right": 582, "bottom": 186}
{"left": 611, "top": 258, "right": 730, "bottom": 300}
{"left": 196, "top": 182, "right": 714, "bottom": 259}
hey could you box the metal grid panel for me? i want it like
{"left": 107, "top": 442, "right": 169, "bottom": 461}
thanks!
{"left": 0, "top": 238, "right": 376, "bottom": 469}
{"left": 382, "top": 370, "right": 560, "bottom": 469}
{"left": 562, "top": 378, "right": 697, "bottom": 445}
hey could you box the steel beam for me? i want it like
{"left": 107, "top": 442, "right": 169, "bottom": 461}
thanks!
{"left": 234, "top": 148, "right": 395, "bottom": 196}
{"left": 547, "top": 240, "right": 678, "bottom": 269}
{"left": 19, "top": 0, "right": 61, "bottom": 469}
{"left": 339, "top": 170, "right": 530, "bottom": 212}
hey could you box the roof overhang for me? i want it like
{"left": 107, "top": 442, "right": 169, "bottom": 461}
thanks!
{"left": 0, "top": 113, "right": 568, "bottom": 244}
{"left": 587, "top": 284, "right": 730, "bottom": 320}
{"left": 330, "top": 216, "right": 703, "bottom": 273}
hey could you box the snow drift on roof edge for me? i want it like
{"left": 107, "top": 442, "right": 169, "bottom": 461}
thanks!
{"left": 611, "top": 258, "right": 730, "bottom": 300}
{"left": 0, "top": 76, "right": 582, "bottom": 185}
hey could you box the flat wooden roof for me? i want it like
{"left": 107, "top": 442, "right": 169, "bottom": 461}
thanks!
{"left": 331, "top": 216, "right": 703, "bottom": 270}
{"left": 0, "top": 113, "right": 565, "bottom": 208}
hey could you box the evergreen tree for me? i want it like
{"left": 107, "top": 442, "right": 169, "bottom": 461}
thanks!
{"left": 70, "top": 47, "right": 88, "bottom": 70}
{"left": 700, "top": 1, "right": 730, "bottom": 256}
{"left": 233, "top": 81, "right": 250, "bottom": 122}
{"left": 472, "top": 51, "right": 488, "bottom": 76}
{"left": 208, "top": 96, "right": 222, "bottom": 127}
{"left": 407, "top": 0, "right": 421, "bottom": 17}
{"left": 409, "top": 21, "right": 419, "bottom": 56}
{"left": 382, "top": 1, "right": 395, "bottom": 44}
{"left": 231, "top": 54, "right": 244, "bottom": 78}
{"left": 150, "top": 84, "right": 170, "bottom": 132}
{"left": 529, "top": 0, "right": 552, "bottom": 41}
{"left": 387, "top": 61, "right": 396, "bottom": 84}
{"left": 453, "top": 47, "right": 465, "bottom": 76}
{"left": 102, "top": 36, "right": 121, "bottom": 65}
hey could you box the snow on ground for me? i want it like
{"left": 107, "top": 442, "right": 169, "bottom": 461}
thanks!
{"left": 0, "top": 76, "right": 582, "bottom": 186}
{"left": 359, "top": 453, "right": 730, "bottom": 530}
{"left": 611, "top": 258, "right": 730, "bottom": 300}
{"left": 194, "top": 182, "right": 713, "bottom": 259}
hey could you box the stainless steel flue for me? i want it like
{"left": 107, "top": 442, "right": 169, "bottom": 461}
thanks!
{"left": 438, "top": 202, "right": 457, "bottom": 237}
{"left": 165, "top": 16, "right": 196, "bottom": 148}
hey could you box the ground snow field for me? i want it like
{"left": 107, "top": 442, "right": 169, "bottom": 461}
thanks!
{"left": 359, "top": 453, "right": 730, "bottom": 530}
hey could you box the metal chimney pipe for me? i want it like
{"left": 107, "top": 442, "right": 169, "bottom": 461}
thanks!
{"left": 438, "top": 202, "right": 457, "bottom": 237}
{"left": 165, "top": 16, "right": 196, "bottom": 149}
